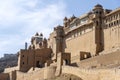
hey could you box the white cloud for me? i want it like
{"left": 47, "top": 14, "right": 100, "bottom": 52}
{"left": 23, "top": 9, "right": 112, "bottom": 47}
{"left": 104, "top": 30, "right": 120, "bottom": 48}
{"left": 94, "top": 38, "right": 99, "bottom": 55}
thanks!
{"left": 0, "top": 0, "right": 68, "bottom": 58}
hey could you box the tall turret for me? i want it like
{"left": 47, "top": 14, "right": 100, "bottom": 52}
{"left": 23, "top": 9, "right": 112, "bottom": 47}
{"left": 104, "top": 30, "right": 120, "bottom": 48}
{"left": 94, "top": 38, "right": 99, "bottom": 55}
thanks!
{"left": 49, "top": 25, "right": 64, "bottom": 60}
{"left": 93, "top": 4, "right": 104, "bottom": 17}
{"left": 63, "top": 17, "right": 68, "bottom": 27}
{"left": 93, "top": 4, "right": 104, "bottom": 28}
{"left": 93, "top": 4, "right": 104, "bottom": 55}
{"left": 30, "top": 32, "right": 43, "bottom": 49}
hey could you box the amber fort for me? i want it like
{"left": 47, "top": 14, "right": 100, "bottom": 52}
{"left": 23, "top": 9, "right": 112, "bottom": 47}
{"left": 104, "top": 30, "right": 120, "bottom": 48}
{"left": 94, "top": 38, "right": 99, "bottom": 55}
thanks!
{"left": 0, "top": 4, "right": 120, "bottom": 80}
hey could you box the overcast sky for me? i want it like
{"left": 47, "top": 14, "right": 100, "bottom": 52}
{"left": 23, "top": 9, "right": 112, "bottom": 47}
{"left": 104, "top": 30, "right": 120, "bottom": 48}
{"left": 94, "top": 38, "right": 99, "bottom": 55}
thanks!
{"left": 0, "top": 0, "right": 120, "bottom": 58}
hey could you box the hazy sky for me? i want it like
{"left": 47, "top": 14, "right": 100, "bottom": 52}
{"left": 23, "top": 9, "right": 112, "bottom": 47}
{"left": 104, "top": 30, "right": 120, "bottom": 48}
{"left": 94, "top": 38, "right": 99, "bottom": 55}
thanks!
{"left": 0, "top": 0, "right": 120, "bottom": 58}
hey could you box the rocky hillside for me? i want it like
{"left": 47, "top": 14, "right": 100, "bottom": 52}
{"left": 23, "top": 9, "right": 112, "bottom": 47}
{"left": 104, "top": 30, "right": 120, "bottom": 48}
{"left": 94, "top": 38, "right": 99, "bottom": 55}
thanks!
{"left": 0, "top": 54, "right": 18, "bottom": 73}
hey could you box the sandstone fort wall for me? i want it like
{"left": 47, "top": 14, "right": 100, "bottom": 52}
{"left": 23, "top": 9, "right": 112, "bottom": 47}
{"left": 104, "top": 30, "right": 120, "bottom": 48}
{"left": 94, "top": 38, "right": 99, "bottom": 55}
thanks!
{"left": 64, "top": 30, "right": 96, "bottom": 63}
{"left": 62, "top": 66, "right": 120, "bottom": 80}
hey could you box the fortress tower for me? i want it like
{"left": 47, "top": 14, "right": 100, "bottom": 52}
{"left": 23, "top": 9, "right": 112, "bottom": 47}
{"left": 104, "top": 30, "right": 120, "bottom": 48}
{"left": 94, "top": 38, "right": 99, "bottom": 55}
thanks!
{"left": 30, "top": 32, "right": 43, "bottom": 49}
{"left": 93, "top": 4, "right": 104, "bottom": 55}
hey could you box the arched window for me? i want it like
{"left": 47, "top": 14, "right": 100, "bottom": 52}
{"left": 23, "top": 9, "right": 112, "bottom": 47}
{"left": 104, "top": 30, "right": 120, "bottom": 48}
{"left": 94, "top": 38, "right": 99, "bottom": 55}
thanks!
{"left": 64, "top": 59, "right": 69, "bottom": 65}
{"left": 95, "top": 11, "right": 98, "bottom": 14}
{"left": 117, "top": 20, "right": 119, "bottom": 25}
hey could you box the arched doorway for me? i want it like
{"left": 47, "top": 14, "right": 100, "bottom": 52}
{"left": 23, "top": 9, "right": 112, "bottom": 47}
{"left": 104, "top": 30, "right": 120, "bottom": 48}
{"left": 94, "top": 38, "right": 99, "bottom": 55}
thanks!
{"left": 64, "top": 59, "right": 69, "bottom": 65}
{"left": 36, "top": 61, "right": 43, "bottom": 68}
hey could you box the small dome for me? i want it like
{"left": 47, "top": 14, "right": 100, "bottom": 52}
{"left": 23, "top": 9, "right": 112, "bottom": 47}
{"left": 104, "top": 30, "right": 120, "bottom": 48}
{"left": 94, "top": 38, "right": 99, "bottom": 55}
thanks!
{"left": 40, "top": 33, "right": 43, "bottom": 36}
{"left": 35, "top": 32, "right": 39, "bottom": 36}
{"left": 94, "top": 4, "right": 103, "bottom": 8}
{"left": 71, "top": 14, "right": 76, "bottom": 19}
{"left": 44, "top": 38, "right": 47, "bottom": 40}
{"left": 64, "top": 17, "right": 68, "bottom": 21}
{"left": 43, "top": 38, "right": 47, "bottom": 42}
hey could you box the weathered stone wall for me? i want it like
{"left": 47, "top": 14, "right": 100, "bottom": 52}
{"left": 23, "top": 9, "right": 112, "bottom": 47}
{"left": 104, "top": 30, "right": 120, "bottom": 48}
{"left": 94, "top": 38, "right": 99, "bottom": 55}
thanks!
{"left": 103, "top": 11, "right": 120, "bottom": 52}
{"left": 76, "top": 51, "right": 120, "bottom": 68}
{"left": 0, "top": 73, "right": 10, "bottom": 80}
{"left": 19, "top": 48, "right": 52, "bottom": 72}
{"left": 44, "top": 66, "right": 56, "bottom": 79}
{"left": 4, "top": 66, "right": 18, "bottom": 73}
{"left": 16, "top": 66, "right": 56, "bottom": 80}
{"left": 16, "top": 68, "right": 44, "bottom": 80}
{"left": 64, "top": 30, "right": 96, "bottom": 63}
{"left": 19, "top": 49, "right": 34, "bottom": 72}
{"left": 62, "top": 66, "right": 120, "bottom": 80}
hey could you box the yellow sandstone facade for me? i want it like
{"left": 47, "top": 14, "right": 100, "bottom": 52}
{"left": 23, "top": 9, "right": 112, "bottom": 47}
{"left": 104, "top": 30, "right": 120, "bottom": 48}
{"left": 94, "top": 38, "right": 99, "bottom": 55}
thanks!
{"left": 1, "top": 4, "right": 120, "bottom": 80}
